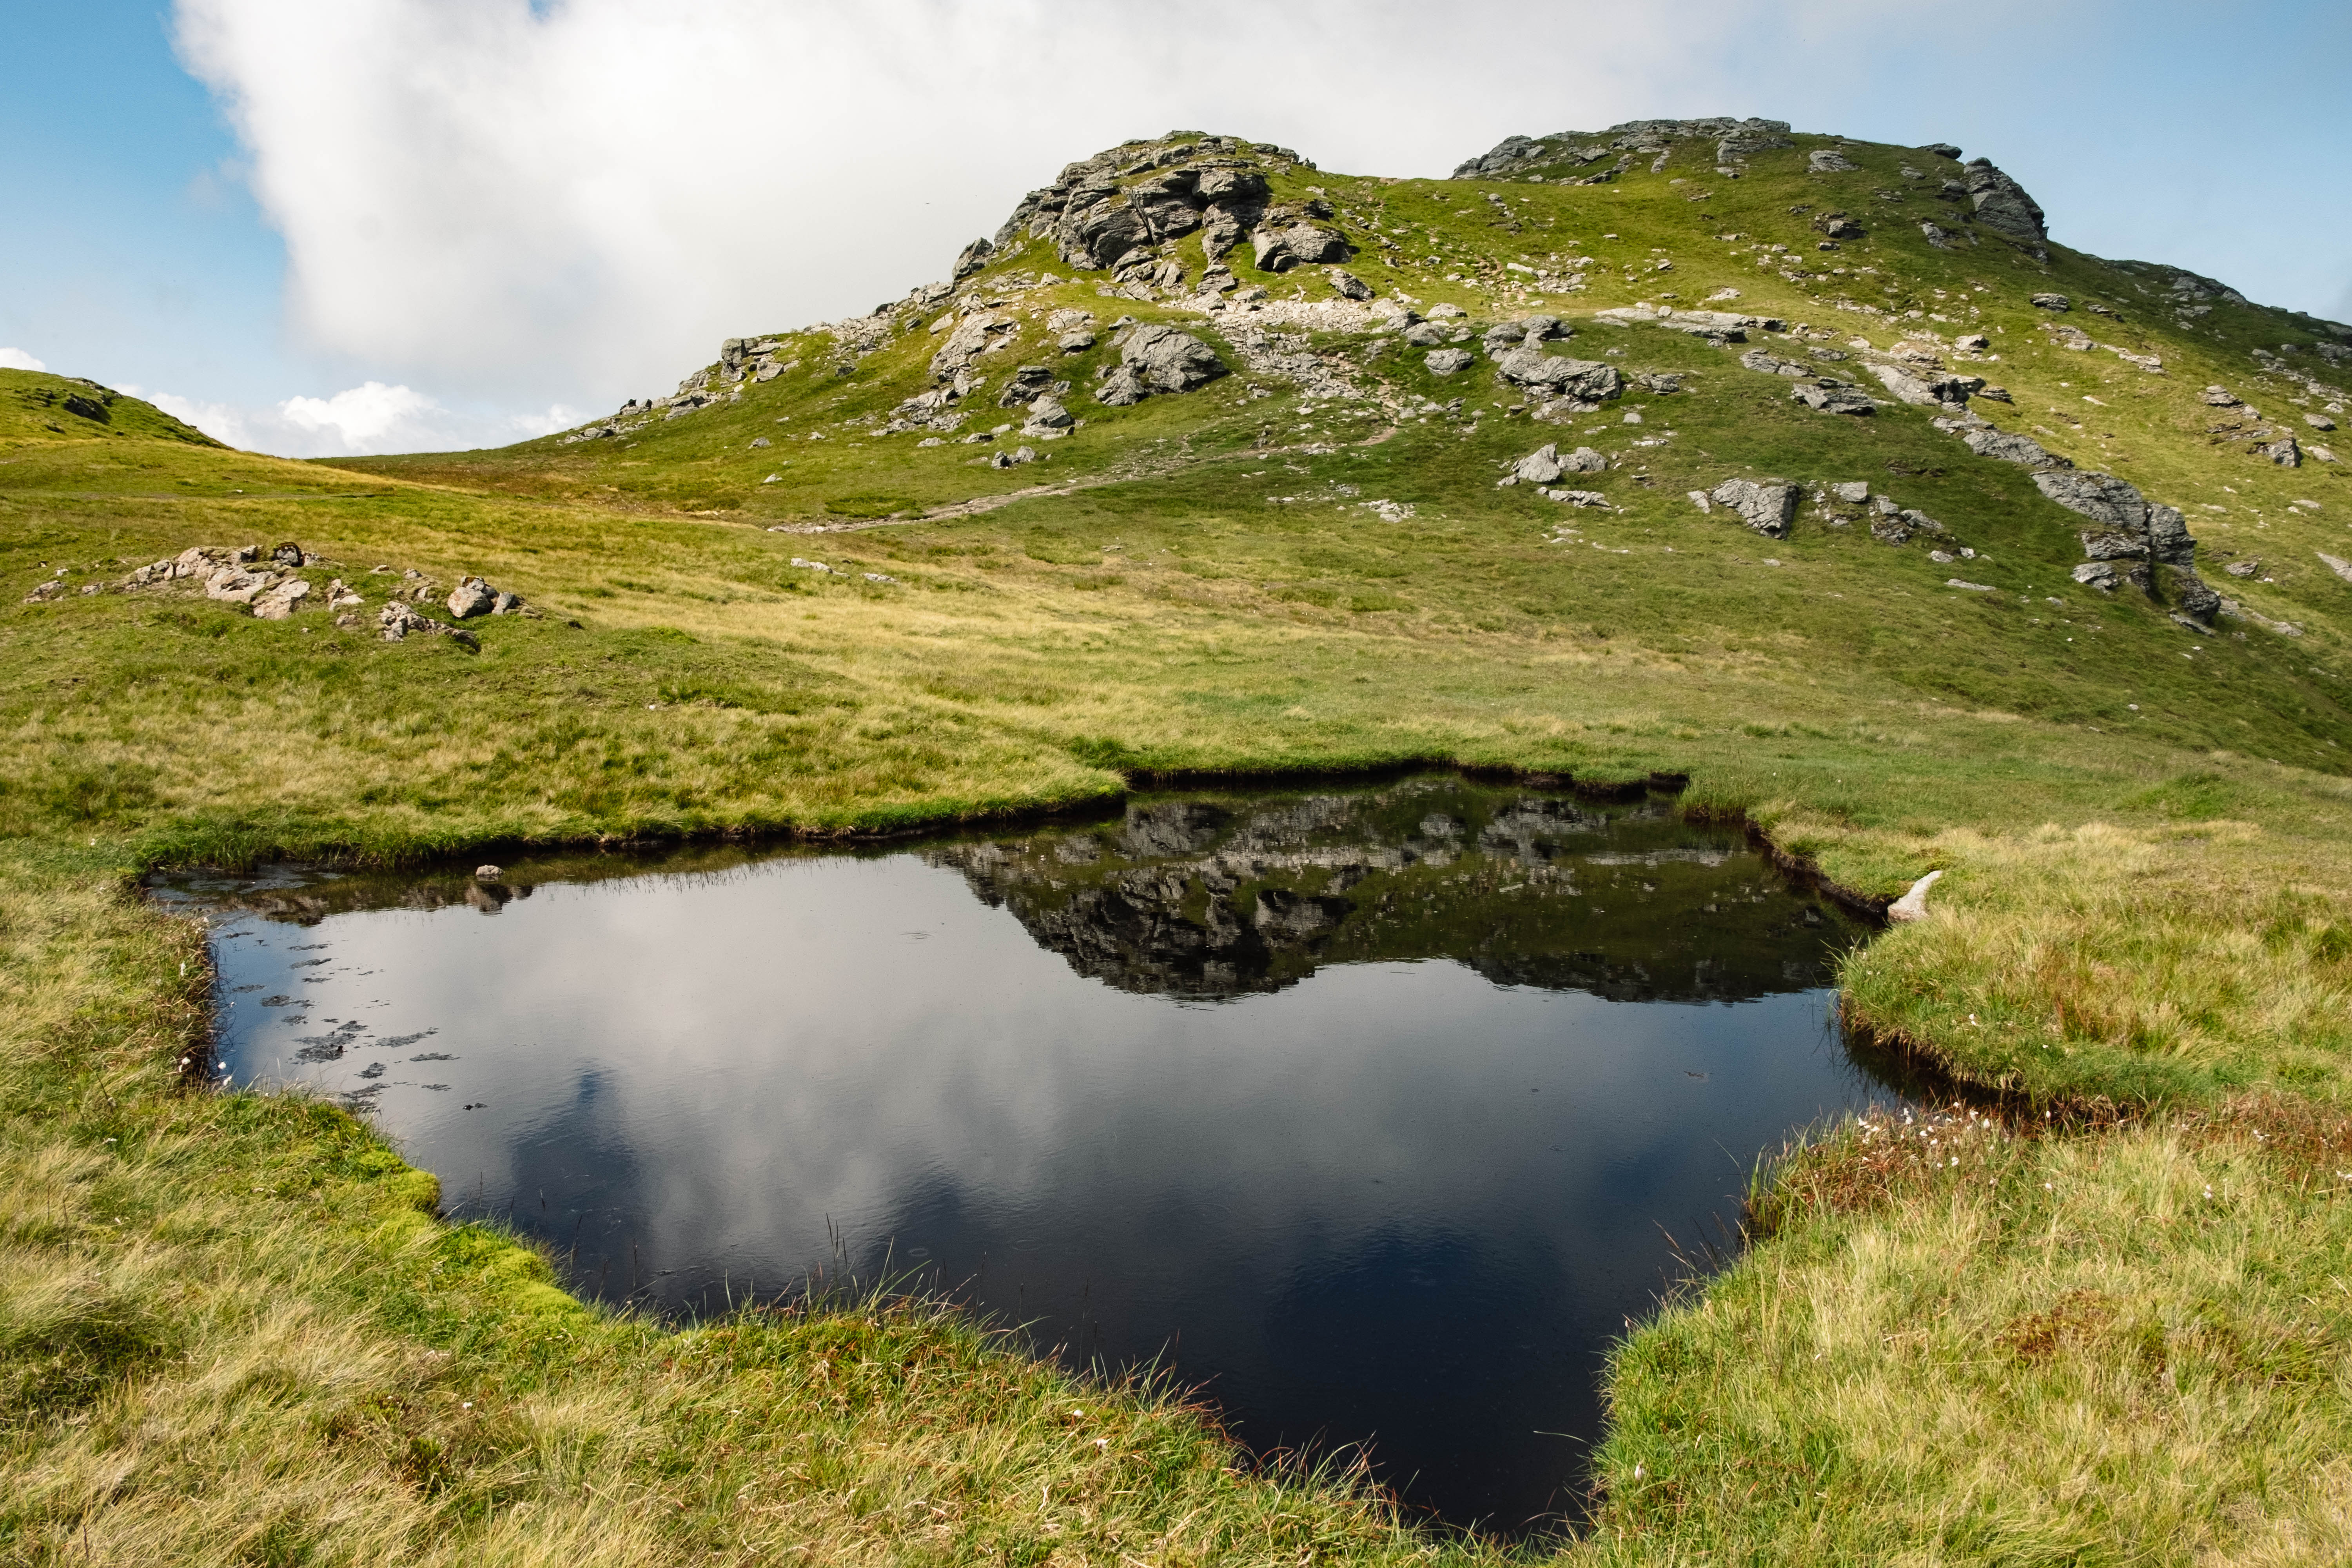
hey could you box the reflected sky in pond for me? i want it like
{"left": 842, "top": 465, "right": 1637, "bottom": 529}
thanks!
{"left": 158, "top": 776, "right": 1903, "bottom": 1536}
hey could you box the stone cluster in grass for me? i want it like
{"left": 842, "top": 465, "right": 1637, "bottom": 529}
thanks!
{"left": 97, "top": 543, "right": 536, "bottom": 645}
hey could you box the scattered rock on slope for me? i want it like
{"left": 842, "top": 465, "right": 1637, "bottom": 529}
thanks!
{"left": 1709, "top": 479, "right": 1799, "bottom": 537}
{"left": 1962, "top": 158, "right": 2049, "bottom": 254}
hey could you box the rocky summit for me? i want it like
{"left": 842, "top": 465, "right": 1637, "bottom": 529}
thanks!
{"left": 510, "top": 120, "right": 2348, "bottom": 675}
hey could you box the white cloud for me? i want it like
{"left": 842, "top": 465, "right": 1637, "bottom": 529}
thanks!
{"left": 0, "top": 347, "right": 47, "bottom": 372}
{"left": 125, "top": 379, "right": 584, "bottom": 457}
{"left": 171, "top": 0, "right": 1972, "bottom": 415}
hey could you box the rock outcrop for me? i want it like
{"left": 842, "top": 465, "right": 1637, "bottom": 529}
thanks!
{"left": 1709, "top": 479, "right": 1800, "bottom": 537}
{"left": 2034, "top": 469, "right": 2216, "bottom": 622}
{"left": 985, "top": 135, "right": 1299, "bottom": 279}
{"left": 1962, "top": 158, "right": 2049, "bottom": 253}
{"left": 1451, "top": 117, "right": 1793, "bottom": 180}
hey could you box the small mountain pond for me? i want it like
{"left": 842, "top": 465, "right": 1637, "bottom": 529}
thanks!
{"left": 154, "top": 774, "right": 1910, "bottom": 1534}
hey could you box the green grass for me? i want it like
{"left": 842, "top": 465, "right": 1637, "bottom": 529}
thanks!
{"left": 3, "top": 122, "right": 2351, "bottom": 1562}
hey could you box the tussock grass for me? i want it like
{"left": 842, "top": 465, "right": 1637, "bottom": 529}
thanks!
{"left": 0, "top": 858, "right": 1489, "bottom": 1565}
{"left": 4, "top": 118, "right": 2352, "bottom": 1560}
{"left": 1587, "top": 1101, "right": 2352, "bottom": 1564}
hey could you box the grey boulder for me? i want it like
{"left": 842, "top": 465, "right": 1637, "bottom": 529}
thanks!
{"left": 1741, "top": 348, "right": 1809, "bottom": 377}
{"left": 1710, "top": 479, "right": 1799, "bottom": 537}
{"left": 1094, "top": 367, "right": 1150, "bottom": 407}
{"left": 1793, "top": 382, "right": 1878, "bottom": 415}
{"left": 1965, "top": 160, "right": 2049, "bottom": 249}
{"left": 1252, "top": 223, "right": 1352, "bottom": 271}
{"left": 2035, "top": 470, "right": 2150, "bottom": 532}
{"left": 1493, "top": 346, "right": 1622, "bottom": 400}
{"left": 1021, "top": 396, "right": 1073, "bottom": 434}
{"left": 1425, "top": 348, "right": 1475, "bottom": 376}
{"left": 446, "top": 577, "right": 498, "bottom": 619}
{"left": 1512, "top": 444, "right": 1565, "bottom": 484}
{"left": 1121, "top": 324, "right": 1226, "bottom": 392}
{"left": 1963, "top": 427, "right": 2069, "bottom": 468}
{"left": 1056, "top": 196, "right": 1151, "bottom": 270}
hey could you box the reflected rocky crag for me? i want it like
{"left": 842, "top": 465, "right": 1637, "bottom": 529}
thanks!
{"left": 155, "top": 771, "right": 1900, "bottom": 1535}
{"left": 932, "top": 777, "right": 1857, "bottom": 1002}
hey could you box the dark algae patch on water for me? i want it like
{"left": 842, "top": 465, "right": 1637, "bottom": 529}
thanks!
{"left": 160, "top": 775, "right": 1899, "bottom": 1534}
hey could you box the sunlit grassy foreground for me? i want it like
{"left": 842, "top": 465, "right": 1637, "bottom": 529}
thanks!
{"left": 5, "top": 113, "right": 2352, "bottom": 1559}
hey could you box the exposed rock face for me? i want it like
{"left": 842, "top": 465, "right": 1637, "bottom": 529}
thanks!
{"left": 982, "top": 136, "right": 1287, "bottom": 276}
{"left": 2035, "top": 472, "right": 2149, "bottom": 534}
{"left": 1251, "top": 216, "right": 1354, "bottom": 272}
{"left": 2031, "top": 468, "right": 2215, "bottom": 622}
{"left": 1511, "top": 444, "right": 1566, "bottom": 484}
{"left": 953, "top": 238, "right": 994, "bottom": 279}
{"left": 1808, "top": 149, "right": 1857, "bottom": 173}
{"left": 1792, "top": 381, "right": 1878, "bottom": 415}
{"left": 997, "top": 365, "right": 1058, "bottom": 407}
{"left": 1056, "top": 192, "right": 1152, "bottom": 271}
{"left": 1710, "top": 479, "right": 1800, "bottom": 537}
{"left": 1120, "top": 323, "right": 1226, "bottom": 393}
{"left": 1963, "top": 159, "right": 2048, "bottom": 251}
{"left": 1594, "top": 303, "right": 1779, "bottom": 343}
{"left": 1494, "top": 347, "right": 1622, "bottom": 401}
{"left": 1869, "top": 362, "right": 1982, "bottom": 407}
{"left": 1020, "top": 396, "right": 1073, "bottom": 436}
{"left": 1962, "top": 427, "right": 2070, "bottom": 469}
{"left": 1741, "top": 348, "right": 1810, "bottom": 377}
{"left": 1424, "top": 348, "right": 1474, "bottom": 376}
{"left": 1450, "top": 117, "right": 1793, "bottom": 179}
{"left": 929, "top": 311, "right": 1016, "bottom": 382}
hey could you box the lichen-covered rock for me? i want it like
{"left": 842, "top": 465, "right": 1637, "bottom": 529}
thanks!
{"left": 1056, "top": 195, "right": 1151, "bottom": 271}
{"left": 446, "top": 576, "right": 497, "bottom": 619}
{"left": 1021, "top": 396, "right": 1073, "bottom": 435}
{"left": 1965, "top": 160, "right": 2049, "bottom": 250}
{"left": 252, "top": 579, "right": 311, "bottom": 621}
{"left": 1252, "top": 223, "right": 1351, "bottom": 272}
{"left": 1709, "top": 479, "right": 1799, "bottom": 537}
{"left": 1512, "top": 444, "right": 1565, "bottom": 484}
{"left": 1963, "top": 427, "right": 2069, "bottom": 468}
{"left": 1742, "top": 348, "right": 1809, "bottom": 377}
{"left": 2167, "top": 566, "right": 2223, "bottom": 626}
{"left": 929, "top": 311, "right": 1015, "bottom": 381}
{"left": 1094, "top": 366, "right": 1149, "bottom": 406}
{"left": 1120, "top": 324, "right": 1226, "bottom": 393}
{"left": 2034, "top": 470, "right": 2149, "bottom": 531}
{"left": 1793, "top": 382, "right": 1878, "bottom": 415}
{"left": 1494, "top": 347, "right": 1622, "bottom": 401}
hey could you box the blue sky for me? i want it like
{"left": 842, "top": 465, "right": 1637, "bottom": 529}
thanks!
{"left": 3, "top": 1, "right": 2347, "bottom": 456}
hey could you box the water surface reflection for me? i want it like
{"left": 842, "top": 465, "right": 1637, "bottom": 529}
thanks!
{"left": 157, "top": 776, "right": 1901, "bottom": 1534}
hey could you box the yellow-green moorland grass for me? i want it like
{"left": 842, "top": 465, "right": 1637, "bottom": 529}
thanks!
{"left": 7, "top": 115, "right": 2352, "bottom": 1560}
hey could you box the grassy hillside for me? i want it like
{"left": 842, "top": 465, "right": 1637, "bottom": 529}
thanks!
{"left": 4, "top": 121, "right": 2352, "bottom": 1561}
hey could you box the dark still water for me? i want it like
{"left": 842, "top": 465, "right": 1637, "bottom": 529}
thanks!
{"left": 156, "top": 776, "right": 1902, "bottom": 1535}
